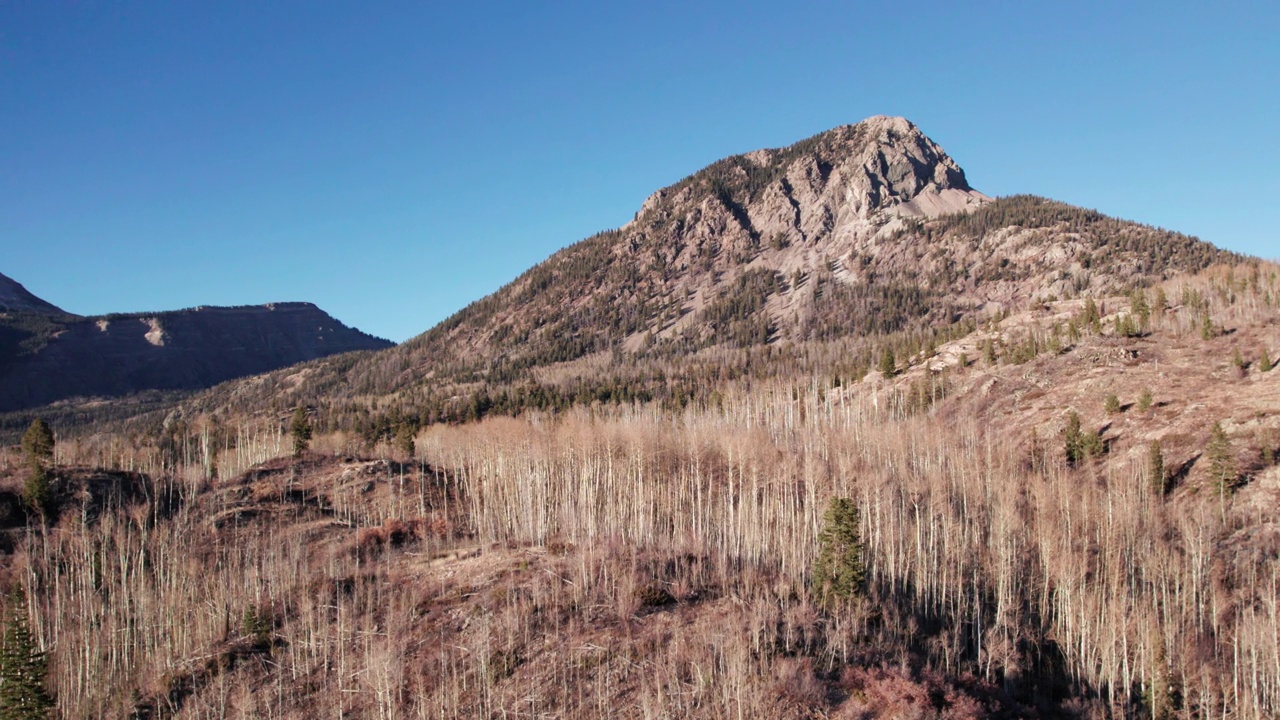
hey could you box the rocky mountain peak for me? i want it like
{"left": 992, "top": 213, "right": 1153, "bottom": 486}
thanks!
{"left": 828, "top": 115, "right": 979, "bottom": 216}
{"left": 635, "top": 115, "right": 986, "bottom": 234}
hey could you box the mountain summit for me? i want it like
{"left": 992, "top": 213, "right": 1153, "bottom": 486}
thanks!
{"left": 634, "top": 115, "right": 987, "bottom": 235}
{"left": 169, "top": 116, "right": 1233, "bottom": 425}
{"left": 371, "top": 116, "right": 1219, "bottom": 384}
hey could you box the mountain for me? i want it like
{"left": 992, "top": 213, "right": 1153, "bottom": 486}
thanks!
{"left": 0, "top": 301, "right": 393, "bottom": 413}
{"left": 3, "top": 118, "right": 1275, "bottom": 719}
{"left": 184, "top": 116, "right": 1232, "bottom": 429}
{"left": 0, "top": 272, "right": 68, "bottom": 314}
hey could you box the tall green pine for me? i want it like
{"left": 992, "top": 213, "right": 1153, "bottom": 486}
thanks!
{"left": 394, "top": 422, "right": 416, "bottom": 459}
{"left": 877, "top": 346, "right": 896, "bottom": 377}
{"left": 1064, "top": 411, "right": 1084, "bottom": 464}
{"left": 18, "top": 421, "right": 54, "bottom": 518}
{"left": 0, "top": 588, "right": 53, "bottom": 720}
{"left": 811, "top": 497, "right": 866, "bottom": 606}
{"left": 1206, "top": 422, "right": 1235, "bottom": 494}
{"left": 1148, "top": 441, "right": 1166, "bottom": 495}
{"left": 290, "top": 407, "right": 312, "bottom": 458}
{"left": 18, "top": 421, "right": 53, "bottom": 466}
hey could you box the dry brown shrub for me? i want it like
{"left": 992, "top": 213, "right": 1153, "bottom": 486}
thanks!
{"left": 772, "top": 657, "right": 827, "bottom": 710}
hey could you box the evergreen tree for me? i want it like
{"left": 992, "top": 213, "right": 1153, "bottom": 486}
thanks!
{"left": 983, "top": 337, "right": 997, "bottom": 365}
{"left": 1153, "top": 287, "right": 1169, "bottom": 314}
{"left": 1206, "top": 422, "right": 1236, "bottom": 495}
{"left": 394, "top": 422, "right": 416, "bottom": 459}
{"left": 1104, "top": 394, "right": 1121, "bottom": 414}
{"left": 877, "top": 346, "right": 896, "bottom": 377}
{"left": 19, "top": 467, "right": 49, "bottom": 520}
{"left": 18, "top": 421, "right": 53, "bottom": 467}
{"left": 1137, "top": 387, "right": 1154, "bottom": 412}
{"left": 1064, "top": 411, "right": 1084, "bottom": 464}
{"left": 289, "top": 407, "right": 312, "bottom": 458}
{"left": 1081, "top": 298, "right": 1100, "bottom": 327}
{"left": 811, "top": 497, "right": 866, "bottom": 606}
{"left": 1148, "top": 440, "right": 1166, "bottom": 494}
{"left": 1261, "top": 348, "right": 1273, "bottom": 373}
{"left": 1200, "top": 313, "right": 1214, "bottom": 340}
{"left": 18, "top": 421, "right": 54, "bottom": 519}
{"left": 1079, "top": 429, "right": 1105, "bottom": 459}
{"left": 0, "top": 588, "right": 53, "bottom": 720}
{"left": 1130, "top": 289, "right": 1151, "bottom": 332}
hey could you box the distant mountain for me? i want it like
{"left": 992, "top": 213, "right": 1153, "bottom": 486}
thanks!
{"left": 0, "top": 272, "right": 68, "bottom": 314}
{"left": 253, "top": 116, "right": 1230, "bottom": 404}
{"left": 0, "top": 300, "right": 393, "bottom": 412}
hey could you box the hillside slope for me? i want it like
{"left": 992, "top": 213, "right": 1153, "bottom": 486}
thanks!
{"left": 0, "top": 272, "right": 67, "bottom": 315}
{"left": 8, "top": 261, "right": 1278, "bottom": 719}
{"left": 0, "top": 302, "right": 392, "bottom": 412}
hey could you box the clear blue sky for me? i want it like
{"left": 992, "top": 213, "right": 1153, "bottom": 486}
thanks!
{"left": 3, "top": 2, "right": 1277, "bottom": 342}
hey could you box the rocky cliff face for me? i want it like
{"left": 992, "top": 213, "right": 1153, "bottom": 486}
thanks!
{"left": 0, "top": 302, "right": 392, "bottom": 412}
{"left": 634, "top": 115, "right": 986, "bottom": 239}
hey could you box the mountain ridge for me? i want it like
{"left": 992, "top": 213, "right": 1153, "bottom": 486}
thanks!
{"left": 0, "top": 297, "right": 393, "bottom": 413}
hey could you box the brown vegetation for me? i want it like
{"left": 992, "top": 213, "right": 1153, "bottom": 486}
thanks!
{"left": 0, "top": 262, "right": 1275, "bottom": 718}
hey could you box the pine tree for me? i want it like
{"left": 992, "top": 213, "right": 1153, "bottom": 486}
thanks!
{"left": 1104, "top": 394, "right": 1121, "bottom": 414}
{"left": 18, "top": 421, "right": 54, "bottom": 519}
{"left": 1081, "top": 298, "right": 1102, "bottom": 334}
{"left": 290, "top": 407, "right": 312, "bottom": 458}
{"left": 394, "top": 422, "right": 416, "bottom": 459}
{"left": 1206, "top": 422, "right": 1235, "bottom": 495}
{"left": 0, "top": 588, "right": 53, "bottom": 720}
{"left": 18, "top": 421, "right": 53, "bottom": 466}
{"left": 1200, "top": 313, "right": 1214, "bottom": 340}
{"left": 877, "top": 346, "right": 896, "bottom": 377}
{"left": 810, "top": 497, "right": 866, "bottom": 606}
{"left": 1137, "top": 387, "right": 1154, "bottom": 412}
{"left": 1148, "top": 441, "right": 1166, "bottom": 494}
{"left": 983, "top": 337, "right": 997, "bottom": 365}
{"left": 1130, "top": 289, "right": 1151, "bottom": 332}
{"left": 19, "top": 467, "right": 49, "bottom": 519}
{"left": 1064, "top": 411, "right": 1084, "bottom": 464}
